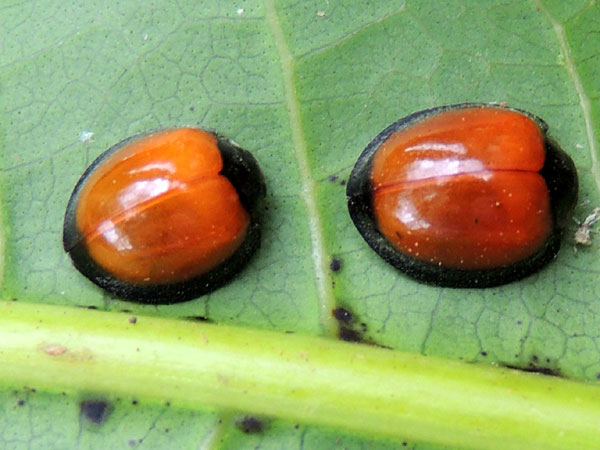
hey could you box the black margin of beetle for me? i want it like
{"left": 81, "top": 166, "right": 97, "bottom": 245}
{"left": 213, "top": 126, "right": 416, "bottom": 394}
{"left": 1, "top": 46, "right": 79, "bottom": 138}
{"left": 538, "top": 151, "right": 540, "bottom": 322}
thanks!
{"left": 63, "top": 127, "right": 266, "bottom": 304}
{"left": 346, "top": 102, "right": 578, "bottom": 288}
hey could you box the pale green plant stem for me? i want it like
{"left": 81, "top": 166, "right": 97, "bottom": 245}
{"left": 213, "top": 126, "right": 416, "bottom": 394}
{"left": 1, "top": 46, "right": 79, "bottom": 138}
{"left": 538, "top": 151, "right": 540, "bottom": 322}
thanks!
{"left": 1, "top": 301, "right": 599, "bottom": 449}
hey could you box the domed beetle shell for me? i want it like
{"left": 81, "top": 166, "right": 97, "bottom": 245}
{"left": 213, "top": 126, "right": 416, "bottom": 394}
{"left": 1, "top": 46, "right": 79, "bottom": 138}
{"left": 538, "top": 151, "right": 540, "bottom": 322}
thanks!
{"left": 63, "top": 127, "right": 266, "bottom": 303}
{"left": 346, "top": 103, "right": 578, "bottom": 288}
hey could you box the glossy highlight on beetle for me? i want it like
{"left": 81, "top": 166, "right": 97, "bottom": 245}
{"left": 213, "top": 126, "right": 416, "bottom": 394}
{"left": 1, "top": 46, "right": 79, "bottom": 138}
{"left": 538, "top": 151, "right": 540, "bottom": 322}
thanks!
{"left": 63, "top": 128, "right": 266, "bottom": 303}
{"left": 347, "top": 104, "right": 578, "bottom": 288}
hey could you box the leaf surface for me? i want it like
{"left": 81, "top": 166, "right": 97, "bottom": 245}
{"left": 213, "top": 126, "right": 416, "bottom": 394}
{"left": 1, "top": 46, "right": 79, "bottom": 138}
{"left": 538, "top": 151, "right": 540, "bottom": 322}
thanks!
{"left": 1, "top": 0, "right": 599, "bottom": 448}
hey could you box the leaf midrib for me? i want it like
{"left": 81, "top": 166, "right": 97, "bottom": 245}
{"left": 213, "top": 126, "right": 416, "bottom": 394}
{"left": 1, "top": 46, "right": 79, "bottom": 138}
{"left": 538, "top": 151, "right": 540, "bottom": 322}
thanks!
{"left": 264, "top": 0, "right": 338, "bottom": 337}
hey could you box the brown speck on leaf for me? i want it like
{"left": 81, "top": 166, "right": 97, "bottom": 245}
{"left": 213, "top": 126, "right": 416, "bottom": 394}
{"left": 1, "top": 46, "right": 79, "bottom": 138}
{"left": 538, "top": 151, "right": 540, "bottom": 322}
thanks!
{"left": 44, "top": 345, "right": 67, "bottom": 356}
{"left": 129, "top": 316, "right": 137, "bottom": 324}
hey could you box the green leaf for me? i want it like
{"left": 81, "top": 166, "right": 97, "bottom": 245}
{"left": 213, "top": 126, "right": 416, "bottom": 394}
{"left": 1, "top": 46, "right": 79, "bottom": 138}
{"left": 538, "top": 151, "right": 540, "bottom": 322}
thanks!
{"left": 1, "top": 1, "right": 599, "bottom": 448}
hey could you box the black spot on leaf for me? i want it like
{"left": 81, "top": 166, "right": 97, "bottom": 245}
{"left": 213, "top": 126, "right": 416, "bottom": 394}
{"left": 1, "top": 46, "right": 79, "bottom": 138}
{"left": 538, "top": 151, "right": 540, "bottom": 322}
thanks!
{"left": 339, "top": 327, "right": 362, "bottom": 342}
{"left": 81, "top": 399, "right": 112, "bottom": 424}
{"left": 329, "top": 258, "right": 342, "bottom": 272}
{"left": 332, "top": 307, "right": 353, "bottom": 323}
{"left": 235, "top": 416, "right": 264, "bottom": 434}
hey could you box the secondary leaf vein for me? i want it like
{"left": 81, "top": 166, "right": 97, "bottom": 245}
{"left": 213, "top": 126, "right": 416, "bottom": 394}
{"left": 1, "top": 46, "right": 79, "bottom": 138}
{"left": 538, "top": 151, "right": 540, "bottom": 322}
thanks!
{"left": 297, "top": 4, "right": 407, "bottom": 61}
{"left": 535, "top": 0, "right": 600, "bottom": 196}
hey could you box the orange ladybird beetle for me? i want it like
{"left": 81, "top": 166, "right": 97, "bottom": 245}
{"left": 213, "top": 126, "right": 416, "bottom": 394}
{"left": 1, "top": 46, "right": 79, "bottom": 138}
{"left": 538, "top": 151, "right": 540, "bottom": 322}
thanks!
{"left": 63, "top": 128, "right": 266, "bottom": 303}
{"left": 347, "top": 103, "right": 578, "bottom": 288}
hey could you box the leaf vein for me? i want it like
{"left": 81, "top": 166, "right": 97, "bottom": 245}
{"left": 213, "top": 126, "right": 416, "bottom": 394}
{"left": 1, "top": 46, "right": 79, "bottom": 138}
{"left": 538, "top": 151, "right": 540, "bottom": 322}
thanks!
{"left": 264, "top": 0, "right": 337, "bottom": 337}
{"left": 297, "top": 4, "right": 408, "bottom": 61}
{"left": 535, "top": 0, "right": 600, "bottom": 197}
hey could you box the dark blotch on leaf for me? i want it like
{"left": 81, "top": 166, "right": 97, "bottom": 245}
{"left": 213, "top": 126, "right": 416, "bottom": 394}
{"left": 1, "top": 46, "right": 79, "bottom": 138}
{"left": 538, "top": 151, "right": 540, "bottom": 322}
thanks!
{"left": 534, "top": 367, "right": 561, "bottom": 377}
{"left": 332, "top": 307, "right": 353, "bottom": 323}
{"left": 333, "top": 306, "right": 369, "bottom": 343}
{"left": 17, "top": 400, "right": 25, "bottom": 406}
{"left": 235, "top": 416, "right": 264, "bottom": 434}
{"left": 183, "top": 315, "right": 211, "bottom": 322}
{"left": 332, "top": 306, "right": 384, "bottom": 346}
{"left": 81, "top": 399, "right": 111, "bottom": 424}
{"left": 339, "top": 327, "right": 362, "bottom": 342}
{"left": 329, "top": 258, "right": 342, "bottom": 272}
{"left": 503, "top": 361, "right": 561, "bottom": 377}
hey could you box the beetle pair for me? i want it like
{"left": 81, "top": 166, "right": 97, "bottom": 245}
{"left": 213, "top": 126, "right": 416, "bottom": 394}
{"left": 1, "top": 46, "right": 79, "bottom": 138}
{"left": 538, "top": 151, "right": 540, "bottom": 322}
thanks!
{"left": 64, "top": 103, "right": 578, "bottom": 304}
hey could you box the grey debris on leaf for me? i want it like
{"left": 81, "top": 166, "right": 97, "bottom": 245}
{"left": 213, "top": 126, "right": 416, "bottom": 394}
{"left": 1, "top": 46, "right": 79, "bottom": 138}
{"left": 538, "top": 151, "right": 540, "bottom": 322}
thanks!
{"left": 574, "top": 207, "right": 600, "bottom": 247}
